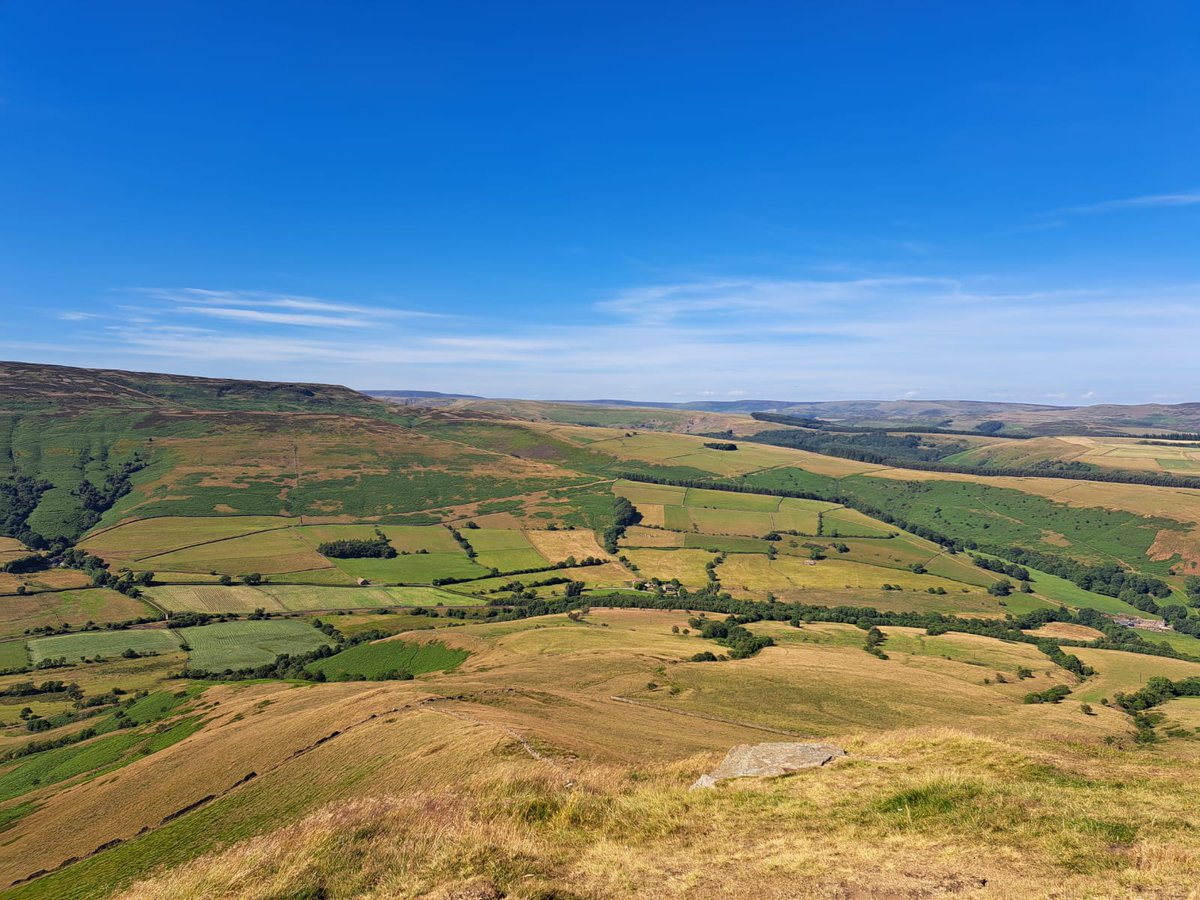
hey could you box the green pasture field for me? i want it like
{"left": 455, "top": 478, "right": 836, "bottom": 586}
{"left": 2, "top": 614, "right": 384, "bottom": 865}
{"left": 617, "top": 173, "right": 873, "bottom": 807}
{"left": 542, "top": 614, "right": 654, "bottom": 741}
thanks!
{"left": 462, "top": 529, "right": 549, "bottom": 571}
{"left": 821, "top": 507, "right": 896, "bottom": 537}
{"left": 682, "top": 487, "right": 781, "bottom": 512}
{"left": 1131, "top": 628, "right": 1200, "bottom": 658}
{"left": 663, "top": 505, "right": 692, "bottom": 530}
{"left": 381, "top": 525, "right": 462, "bottom": 553}
{"left": 273, "top": 567, "right": 359, "bottom": 585}
{"left": 473, "top": 548, "right": 550, "bottom": 571}
{"left": 1073, "top": 648, "right": 1200, "bottom": 703}
{"left": 28, "top": 628, "right": 181, "bottom": 664}
{"left": 968, "top": 556, "right": 1158, "bottom": 618}
{"left": 464, "top": 528, "right": 538, "bottom": 551}
{"left": 180, "top": 620, "right": 334, "bottom": 671}
{"left": 0, "top": 640, "right": 29, "bottom": 670}
{"left": 612, "top": 481, "right": 688, "bottom": 507}
{"left": 305, "top": 638, "right": 469, "bottom": 679}
{"left": 329, "top": 552, "right": 490, "bottom": 584}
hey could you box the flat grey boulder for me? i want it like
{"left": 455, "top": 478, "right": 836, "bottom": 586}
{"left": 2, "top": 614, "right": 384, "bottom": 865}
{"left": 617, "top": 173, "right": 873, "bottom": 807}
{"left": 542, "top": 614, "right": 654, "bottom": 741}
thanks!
{"left": 691, "top": 742, "right": 846, "bottom": 789}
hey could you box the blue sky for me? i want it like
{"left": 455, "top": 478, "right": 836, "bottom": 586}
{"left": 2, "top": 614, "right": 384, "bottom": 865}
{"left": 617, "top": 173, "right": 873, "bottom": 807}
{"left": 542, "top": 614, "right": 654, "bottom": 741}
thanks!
{"left": 1, "top": 2, "right": 1198, "bottom": 403}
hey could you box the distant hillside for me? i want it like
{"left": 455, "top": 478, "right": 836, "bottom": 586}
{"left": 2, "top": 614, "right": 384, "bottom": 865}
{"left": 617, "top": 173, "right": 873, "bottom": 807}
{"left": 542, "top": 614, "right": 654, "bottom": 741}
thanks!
{"left": 366, "top": 389, "right": 484, "bottom": 401}
{"left": 0, "top": 360, "right": 378, "bottom": 414}
{"left": 568, "top": 398, "right": 1200, "bottom": 435}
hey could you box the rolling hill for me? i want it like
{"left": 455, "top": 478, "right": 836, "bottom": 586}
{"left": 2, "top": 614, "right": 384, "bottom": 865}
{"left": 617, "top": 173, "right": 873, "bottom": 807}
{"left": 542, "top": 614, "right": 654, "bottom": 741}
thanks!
{"left": 3, "top": 361, "right": 1200, "bottom": 897}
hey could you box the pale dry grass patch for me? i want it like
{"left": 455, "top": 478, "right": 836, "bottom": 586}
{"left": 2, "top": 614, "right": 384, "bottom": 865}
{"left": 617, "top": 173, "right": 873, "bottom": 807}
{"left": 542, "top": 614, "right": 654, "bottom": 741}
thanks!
{"left": 117, "top": 726, "right": 1200, "bottom": 899}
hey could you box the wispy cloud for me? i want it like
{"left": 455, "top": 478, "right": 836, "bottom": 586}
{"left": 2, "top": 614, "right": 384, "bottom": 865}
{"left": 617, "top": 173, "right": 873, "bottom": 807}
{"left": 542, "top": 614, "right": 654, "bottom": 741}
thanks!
{"left": 30, "top": 275, "right": 1200, "bottom": 404}
{"left": 175, "top": 306, "right": 370, "bottom": 328}
{"left": 132, "top": 287, "right": 446, "bottom": 324}
{"left": 1054, "top": 191, "right": 1200, "bottom": 216}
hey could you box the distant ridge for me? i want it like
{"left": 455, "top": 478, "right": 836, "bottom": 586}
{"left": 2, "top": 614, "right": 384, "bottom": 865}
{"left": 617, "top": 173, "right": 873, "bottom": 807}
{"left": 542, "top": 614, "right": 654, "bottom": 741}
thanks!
{"left": 365, "top": 389, "right": 485, "bottom": 400}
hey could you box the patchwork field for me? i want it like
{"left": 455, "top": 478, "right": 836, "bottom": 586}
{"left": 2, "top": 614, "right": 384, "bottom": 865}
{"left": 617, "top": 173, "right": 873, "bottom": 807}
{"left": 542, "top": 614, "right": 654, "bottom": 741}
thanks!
{"left": 11, "top": 368, "right": 1200, "bottom": 898}
{"left": 146, "top": 583, "right": 478, "bottom": 614}
{"left": 946, "top": 435, "right": 1200, "bottom": 476}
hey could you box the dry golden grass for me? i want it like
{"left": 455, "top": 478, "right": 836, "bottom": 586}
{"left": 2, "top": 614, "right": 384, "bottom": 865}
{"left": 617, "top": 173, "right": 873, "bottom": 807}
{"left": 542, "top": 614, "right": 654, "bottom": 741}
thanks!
{"left": 620, "top": 525, "right": 683, "bottom": 548}
{"left": 1025, "top": 622, "right": 1106, "bottom": 642}
{"left": 15, "top": 608, "right": 1200, "bottom": 899}
{"left": 116, "top": 723, "right": 1200, "bottom": 900}
{"left": 139, "top": 528, "right": 333, "bottom": 575}
{"left": 0, "top": 567, "right": 92, "bottom": 597}
{"left": 523, "top": 529, "right": 612, "bottom": 563}
{"left": 719, "top": 554, "right": 979, "bottom": 596}
{"left": 623, "top": 548, "right": 717, "bottom": 587}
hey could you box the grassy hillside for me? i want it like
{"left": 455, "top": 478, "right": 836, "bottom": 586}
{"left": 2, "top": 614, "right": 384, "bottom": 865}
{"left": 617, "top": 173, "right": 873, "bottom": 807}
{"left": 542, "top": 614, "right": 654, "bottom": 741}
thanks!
{"left": 5, "top": 365, "right": 1200, "bottom": 897}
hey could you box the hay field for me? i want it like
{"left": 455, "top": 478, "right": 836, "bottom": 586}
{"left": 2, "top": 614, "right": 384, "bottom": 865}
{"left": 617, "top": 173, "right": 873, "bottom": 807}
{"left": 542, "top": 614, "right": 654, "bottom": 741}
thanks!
{"left": 81, "top": 516, "right": 293, "bottom": 565}
{"left": 719, "top": 553, "right": 982, "bottom": 596}
{"left": 28, "top": 628, "right": 181, "bottom": 664}
{"left": 0, "top": 568, "right": 91, "bottom": 596}
{"left": 0, "top": 588, "right": 154, "bottom": 638}
{"left": 147, "top": 583, "right": 474, "bottom": 614}
{"left": 180, "top": 620, "right": 334, "bottom": 670}
{"left": 139, "top": 528, "right": 332, "bottom": 575}
{"left": 524, "top": 528, "right": 611, "bottom": 562}
{"left": 329, "top": 552, "right": 489, "bottom": 583}
{"left": 622, "top": 548, "right": 717, "bottom": 586}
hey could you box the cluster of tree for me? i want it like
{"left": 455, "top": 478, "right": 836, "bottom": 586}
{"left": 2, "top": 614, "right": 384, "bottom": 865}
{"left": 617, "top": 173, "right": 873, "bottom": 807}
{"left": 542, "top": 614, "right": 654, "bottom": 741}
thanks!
{"left": 861, "top": 623, "right": 889, "bottom": 659}
{"left": 1134, "top": 434, "right": 1200, "bottom": 443}
{"left": 686, "top": 614, "right": 775, "bottom": 659}
{"left": 316, "top": 533, "right": 396, "bottom": 559}
{"left": 446, "top": 526, "right": 478, "bottom": 559}
{"left": 71, "top": 455, "right": 147, "bottom": 533}
{"left": 972, "top": 555, "right": 1030, "bottom": 582}
{"left": 1110, "top": 675, "right": 1200, "bottom": 742}
{"left": 1185, "top": 576, "right": 1200, "bottom": 607}
{"left": 0, "top": 474, "right": 52, "bottom": 548}
{"left": 702, "top": 442, "right": 738, "bottom": 451}
{"left": 1034, "top": 638, "right": 1094, "bottom": 678}
{"left": 989, "top": 546, "right": 1170, "bottom": 602}
{"left": 1, "top": 552, "right": 49, "bottom": 574}
{"left": 734, "top": 428, "right": 970, "bottom": 465}
{"left": 1023, "top": 684, "right": 1072, "bottom": 704}
{"left": 0, "top": 679, "right": 79, "bottom": 699}
{"left": 602, "top": 495, "right": 642, "bottom": 553}
{"left": 58, "top": 548, "right": 155, "bottom": 598}
{"left": 485, "top": 575, "right": 575, "bottom": 594}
